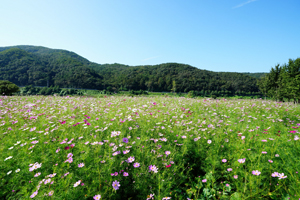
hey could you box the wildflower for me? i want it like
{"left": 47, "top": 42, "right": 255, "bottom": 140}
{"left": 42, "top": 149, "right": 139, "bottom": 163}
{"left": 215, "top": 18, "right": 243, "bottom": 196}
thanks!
{"left": 133, "top": 162, "right": 140, "bottom": 168}
{"left": 123, "top": 172, "right": 129, "bottom": 176}
{"left": 93, "top": 194, "right": 101, "bottom": 200}
{"left": 252, "top": 170, "right": 261, "bottom": 175}
{"left": 278, "top": 173, "right": 287, "bottom": 179}
{"left": 48, "top": 191, "right": 54, "bottom": 196}
{"left": 112, "top": 180, "right": 120, "bottom": 190}
{"left": 128, "top": 156, "right": 135, "bottom": 163}
{"left": 74, "top": 180, "right": 81, "bottom": 187}
{"left": 15, "top": 169, "right": 20, "bottom": 173}
{"left": 34, "top": 172, "right": 41, "bottom": 177}
{"left": 226, "top": 184, "right": 230, "bottom": 187}
{"left": 162, "top": 197, "right": 171, "bottom": 200}
{"left": 238, "top": 158, "right": 246, "bottom": 163}
{"left": 123, "top": 138, "right": 129, "bottom": 143}
{"left": 207, "top": 140, "right": 212, "bottom": 144}
{"left": 261, "top": 140, "right": 267, "bottom": 142}
{"left": 294, "top": 135, "right": 299, "bottom": 141}
{"left": 114, "top": 172, "right": 118, "bottom": 176}
{"left": 227, "top": 168, "right": 232, "bottom": 172}
{"left": 234, "top": 175, "right": 238, "bottom": 179}
{"left": 30, "top": 191, "right": 38, "bottom": 198}
{"left": 272, "top": 172, "right": 279, "bottom": 177}
{"left": 262, "top": 151, "right": 267, "bottom": 154}
{"left": 166, "top": 165, "right": 171, "bottom": 168}
{"left": 4, "top": 156, "right": 13, "bottom": 161}
{"left": 165, "top": 151, "right": 171, "bottom": 156}
{"left": 268, "top": 160, "right": 273, "bottom": 163}
{"left": 275, "top": 154, "right": 279, "bottom": 157}
{"left": 78, "top": 163, "right": 85, "bottom": 168}
{"left": 67, "top": 153, "right": 73, "bottom": 158}
{"left": 64, "top": 146, "right": 70, "bottom": 150}
{"left": 123, "top": 150, "right": 130, "bottom": 154}
{"left": 149, "top": 165, "right": 159, "bottom": 173}
{"left": 56, "top": 148, "right": 60, "bottom": 153}
{"left": 44, "top": 178, "right": 51, "bottom": 184}
{"left": 222, "top": 159, "right": 227, "bottom": 163}
{"left": 170, "top": 161, "right": 174, "bottom": 164}
{"left": 7, "top": 171, "right": 12, "bottom": 175}
{"left": 202, "top": 179, "right": 207, "bottom": 182}
{"left": 70, "top": 144, "right": 75, "bottom": 148}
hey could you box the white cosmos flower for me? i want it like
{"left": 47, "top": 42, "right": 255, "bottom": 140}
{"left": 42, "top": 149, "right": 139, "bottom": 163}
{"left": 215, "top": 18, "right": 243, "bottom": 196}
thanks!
{"left": 4, "top": 156, "right": 13, "bottom": 161}
{"left": 15, "top": 169, "right": 20, "bottom": 173}
{"left": 7, "top": 171, "right": 12, "bottom": 175}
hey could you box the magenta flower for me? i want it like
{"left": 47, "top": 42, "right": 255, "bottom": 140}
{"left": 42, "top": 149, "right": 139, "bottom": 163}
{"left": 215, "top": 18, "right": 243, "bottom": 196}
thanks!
{"left": 166, "top": 164, "right": 171, "bottom": 168}
{"left": 238, "top": 158, "right": 246, "bottom": 163}
{"left": 70, "top": 144, "right": 75, "bottom": 148}
{"left": 165, "top": 151, "right": 171, "bottom": 156}
{"left": 64, "top": 146, "right": 70, "bottom": 150}
{"left": 268, "top": 160, "right": 273, "bottom": 163}
{"left": 202, "top": 179, "right": 207, "bottom": 182}
{"left": 123, "top": 138, "right": 129, "bottom": 143}
{"left": 262, "top": 151, "right": 267, "bottom": 154}
{"left": 222, "top": 159, "right": 227, "bottom": 163}
{"left": 123, "top": 172, "right": 129, "bottom": 176}
{"left": 114, "top": 172, "right": 118, "bottom": 176}
{"left": 227, "top": 168, "right": 232, "bottom": 172}
{"left": 234, "top": 175, "right": 238, "bottom": 179}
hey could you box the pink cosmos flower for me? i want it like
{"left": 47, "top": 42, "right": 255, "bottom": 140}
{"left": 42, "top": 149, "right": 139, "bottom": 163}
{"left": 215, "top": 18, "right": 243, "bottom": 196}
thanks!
{"left": 133, "top": 162, "right": 140, "bottom": 168}
{"left": 234, "top": 175, "right": 238, "bottom": 179}
{"left": 252, "top": 170, "right": 261, "bottom": 176}
{"left": 93, "top": 194, "right": 101, "bottom": 200}
{"left": 222, "top": 159, "right": 227, "bottom": 163}
{"left": 123, "top": 172, "right": 129, "bottom": 176}
{"left": 78, "top": 163, "right": 85, "bottom": 168}
{"left": 202, "top": 179, "right": 207, "bottom": 182}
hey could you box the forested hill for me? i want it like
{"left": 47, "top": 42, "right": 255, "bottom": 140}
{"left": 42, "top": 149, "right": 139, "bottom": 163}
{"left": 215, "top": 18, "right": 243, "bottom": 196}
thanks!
{"left": 0, "top": 45, "right": 261, "bottom": 93}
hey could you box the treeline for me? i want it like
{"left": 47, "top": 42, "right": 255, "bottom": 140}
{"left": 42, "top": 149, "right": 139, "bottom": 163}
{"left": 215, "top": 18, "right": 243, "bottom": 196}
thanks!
{"left": 258, "top": 58, "right": 300, "bottom": 102}
{"left": 0, "top": 45, "right": 263, "bottom": 94}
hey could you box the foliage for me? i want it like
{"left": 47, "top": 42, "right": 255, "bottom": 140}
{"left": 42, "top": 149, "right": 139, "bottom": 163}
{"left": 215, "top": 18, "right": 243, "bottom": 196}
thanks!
{"left": 258, "top": 58, "right": 300, "bottom": 102}
{"left": 0, "top": 96, "right": 299, "bottom": 200}
{"left": 0, "top": 45, "right": 261, "bottom": 94}
{"left": 0, "top": 80, "right": 20, "bottom": 95}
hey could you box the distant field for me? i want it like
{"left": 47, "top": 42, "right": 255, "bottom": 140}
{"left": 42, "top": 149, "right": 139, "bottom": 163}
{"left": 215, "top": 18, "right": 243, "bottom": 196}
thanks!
{"left": 0, "top": 96, "right": 299, "bottom": 199}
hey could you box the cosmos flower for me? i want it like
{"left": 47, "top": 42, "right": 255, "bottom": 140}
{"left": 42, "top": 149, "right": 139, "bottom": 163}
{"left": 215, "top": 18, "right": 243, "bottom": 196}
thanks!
{"left": 252, "top": 170, "right": 261, "bottom": 176}
{"left": 112, "top": 180, "right": 120, "bottom": 190}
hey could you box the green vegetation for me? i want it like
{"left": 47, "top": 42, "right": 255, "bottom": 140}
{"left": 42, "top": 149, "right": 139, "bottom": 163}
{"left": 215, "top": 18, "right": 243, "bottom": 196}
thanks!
{"left": 1, "top": 45, "right": 262, "bottom": 94}
{"left": 0, "top": 80, "right": 20, "bottom": 96}
{"left": 0, "top": 96, "right": 299, "bottom": 199}
{"left": 258, "top": 58, "right": 300, "bottom": 103}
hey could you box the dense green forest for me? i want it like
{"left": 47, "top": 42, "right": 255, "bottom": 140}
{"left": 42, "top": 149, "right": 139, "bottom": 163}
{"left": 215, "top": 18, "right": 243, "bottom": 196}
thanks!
{"left": 258, "top": 58, "right": 300, "bottom": 102}
{"left": 0, "top": 45, "right": 265, "bottom": 95}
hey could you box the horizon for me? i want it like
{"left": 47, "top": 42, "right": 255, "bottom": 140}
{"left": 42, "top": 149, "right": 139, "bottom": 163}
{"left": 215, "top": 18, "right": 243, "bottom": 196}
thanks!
{"left": 1, "top": 0, "right": 299, "bottom": 73}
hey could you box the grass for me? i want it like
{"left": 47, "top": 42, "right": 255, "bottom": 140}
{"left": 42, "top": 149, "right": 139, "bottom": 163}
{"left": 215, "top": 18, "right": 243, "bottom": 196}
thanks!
{"left": 0, "top": 95, "right": 299, "bottom": 200}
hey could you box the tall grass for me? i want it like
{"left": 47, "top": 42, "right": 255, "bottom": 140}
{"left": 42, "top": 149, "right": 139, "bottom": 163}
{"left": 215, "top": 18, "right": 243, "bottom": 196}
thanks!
{"left": 0, "top": 95, "right": 299, "bottom": 199}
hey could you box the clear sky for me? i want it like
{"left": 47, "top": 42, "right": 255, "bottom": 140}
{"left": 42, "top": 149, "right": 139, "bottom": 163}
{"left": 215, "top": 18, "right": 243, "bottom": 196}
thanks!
{"left": 1, "top": 0, "right": 299, "bottom": 72}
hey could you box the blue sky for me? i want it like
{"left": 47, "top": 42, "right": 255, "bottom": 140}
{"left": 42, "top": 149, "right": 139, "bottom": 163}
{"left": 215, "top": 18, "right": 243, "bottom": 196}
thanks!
{"left": 1, "top": 0, "right": 299, "bottom": 72}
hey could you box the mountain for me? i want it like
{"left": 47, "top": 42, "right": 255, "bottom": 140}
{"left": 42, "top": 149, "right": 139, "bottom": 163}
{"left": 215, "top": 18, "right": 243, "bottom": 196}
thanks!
{"left": 0, "top": 45, "right": 261, "bottom": 93}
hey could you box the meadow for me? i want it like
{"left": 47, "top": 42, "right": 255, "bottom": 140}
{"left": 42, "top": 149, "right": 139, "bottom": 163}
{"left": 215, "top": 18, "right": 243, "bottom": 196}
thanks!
{"left": 0, "top": 95, "right": 299, "bottom": 200}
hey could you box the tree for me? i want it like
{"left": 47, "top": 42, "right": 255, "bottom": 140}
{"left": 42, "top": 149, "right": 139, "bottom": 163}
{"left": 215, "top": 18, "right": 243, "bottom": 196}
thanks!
{"left": 0, "top": 80, "right": 20, "bottom": 95}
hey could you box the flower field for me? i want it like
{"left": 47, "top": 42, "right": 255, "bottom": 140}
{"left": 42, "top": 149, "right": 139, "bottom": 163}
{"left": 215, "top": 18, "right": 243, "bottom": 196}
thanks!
{"left": 0, "top": 95, "right": 300, "bottom": 200}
